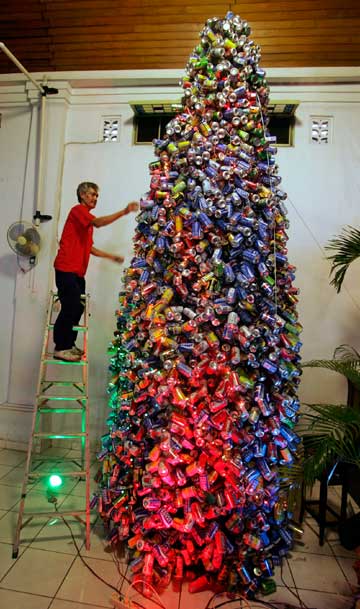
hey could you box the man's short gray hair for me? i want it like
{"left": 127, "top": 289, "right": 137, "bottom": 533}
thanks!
{"left": 76, "top": 182, "right": 99, "bottom": 203}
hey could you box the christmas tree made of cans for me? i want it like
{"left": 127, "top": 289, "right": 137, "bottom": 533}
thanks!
{"left": 95, "top": 10, "right": 302, "bottom": 599}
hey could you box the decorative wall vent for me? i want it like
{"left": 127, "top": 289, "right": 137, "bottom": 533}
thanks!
{"left": 101, "top": 117, "right": 121, "bottom": 142}
{"left": 311, "top": 117, "right": 333, "bottom": 144}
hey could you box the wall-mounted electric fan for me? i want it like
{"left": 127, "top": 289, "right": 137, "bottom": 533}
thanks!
{"left": 7, "top": 221, "right": 41, "bottom": 267}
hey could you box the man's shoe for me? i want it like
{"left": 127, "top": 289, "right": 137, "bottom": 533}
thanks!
{"left": 54, "top": 349, "right": 81, "bottom": 362}
{"left": 71, "top": 345, "right": 85, "bottom": 356}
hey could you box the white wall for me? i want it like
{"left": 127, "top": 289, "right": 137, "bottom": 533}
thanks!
{"left": 276, "top": 88, "right": 360, "bottom": 403}
{"left": 0, "top": 103, "right": 36, "bottom": 406}
{"left": 1, "top": 69, "right": 360, "bottom": 449}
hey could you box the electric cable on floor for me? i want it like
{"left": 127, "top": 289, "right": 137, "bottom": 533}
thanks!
{"left": 110, "top": 537, "right": 129, "bottom": 601}
{"left": 279, "top": 561, "right": 308, "bottom": 609}
{"left": 59, "top": 513, "right": 126, "bottom": 595}
{"left": 205, "top": 589, "right": 301, "bottom": 609}
{"left": 55, "top": 510, "right": 160, "bottom": 609}
{"left": 212, "top": 597, "right": 279, "bottom": 609}
{"left": 125, "top": 578, "right": 167, "bottom": 609}
{"left": 61, "top": 512, "right": 318, "bottom": 609}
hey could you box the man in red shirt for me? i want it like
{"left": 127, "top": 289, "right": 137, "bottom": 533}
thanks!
{"left": 53, "top": 181, "right": 138, "bottom": 361}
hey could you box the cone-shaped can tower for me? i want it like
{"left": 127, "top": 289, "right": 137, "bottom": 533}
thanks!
{"left": 96, "top": 11, "right": 302, "bottom": 598}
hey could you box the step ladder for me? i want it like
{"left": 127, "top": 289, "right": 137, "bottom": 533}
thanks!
{"left": 13, "top": 290, "right": 91, "bottom": 558}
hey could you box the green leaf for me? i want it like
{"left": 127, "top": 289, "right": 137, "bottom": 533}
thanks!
{"left": 325, "top": 225, "right": 360, "bottom": 293}
{"left": 333, "top": 344, "right": 360, "bottom": 361}
{"left": 298, "top": 401, "right": 360, "bottom": 484}
{"left": 302, "top": 359, "right": 360, "bottom": 389}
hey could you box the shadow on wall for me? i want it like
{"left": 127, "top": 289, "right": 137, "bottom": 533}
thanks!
{"left": 0, "top": 253, "right": 19, "bottom": 278}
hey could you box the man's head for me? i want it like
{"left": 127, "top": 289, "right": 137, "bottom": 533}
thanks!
{"left": 77, "top": 182, "right": 99, "bottom": 209}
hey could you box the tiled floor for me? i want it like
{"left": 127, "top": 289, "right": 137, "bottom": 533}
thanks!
{"left": 0, "top": 447, "right": 357, "bottom": 609}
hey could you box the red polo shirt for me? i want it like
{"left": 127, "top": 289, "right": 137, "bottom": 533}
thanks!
{"left": 54, "top": 204, "right": 95, "bottom": 277}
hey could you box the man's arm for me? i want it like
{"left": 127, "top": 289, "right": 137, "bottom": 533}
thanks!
{"left": 92, "top": 201, "right": 138, "bottom": 228}
{"left": 90, "top": 246, "right": 124, "bottom": 264}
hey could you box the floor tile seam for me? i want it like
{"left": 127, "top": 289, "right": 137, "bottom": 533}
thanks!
{"left": 0, "top": 540, "right": 17, "bottom": 547}
{"left": 303, "top": 519, "right": 325, "bottom": 539}
{"left": 0, "top": 521, "right": 42, "bottom": 551}
{"left": 28, "top": 543, "right": 126, "bottom": 561}
{"left": 24, "top": 522, "right": 99, "bottom": 548}
{"left": 19, "top": 510, "right": 61, "bottom": 547}
{"left": 295, "top": 584, "right": 353, "bottom": 597}
{"left": 50, "top": 552, "right": 79, "bottom": 605}
{"left": 54, "top": 593, "right": 110, "bottom": 609}
{"left": 280, "top": 557, "right": 296, "bottom": 589}
{"left": 288, "top": 552, "right": 351, "bottom": 590}
{"left": 290, "top": 548, "right": 333, "bottom": 557}
{"left": 27, "top": 544, "right": 82, "bottom": 557}
{"left": 281, "top": 561, "right": 313, "bottom": 607}
{"left": 0, "top": 461, "right": 25, "bottom": 469}
{"left": 330, "top": 555, "right": 357, "bottom": 560}
{"left": 97, "top": 550, "right": 129, "bottom": 575}
{"left": 0, "top": 583, "right": 53, "bottom": 600}
{"left": 288, "top": 550, "right": 342, "bottom": 562}
{"left": 0, "top": 551, "right": 26, "bottom": 584}
{"left": 29, "top": 511, "right": 86, "bottom": 553}
{"left": 70, "top": 519, "right": 114, "bottom": 562}
{"left": 14, "top": 495, "right": 93, "bottom": 515}
{"left": 9, "top": 505, "right": 65, "bottom": 515}
{"left": 0, "top": 544, "right": 33, "bottom": 584}
{"left": 56, "top": 493, "right": 95, "bottom": 507}
{"left": 1, "top": 483, "right": 37, "bottom": 495}
{"left": 333, "top": 552, "right": 357, "bottom": 588}
{"left": 0, "top": 536, "right": 82, "bottom": 584}
{"left": 0, "top": 509, "right": 13, "bottom": 521}
{"left": 273, "top": 584, "right": 306, "bottom": 608}
{"left": 16, "top": 541, "right": 83, "bottom": 558}
{"left": 295, "top": 585, "right": 353, "bottom": 595}
{"left": 327, "top": 538, "right": 352, "bottom": 561}
{"left": 328, "top": 539, "right": 356, "bottom": 549}
{"left": 77, "top": 546, "right": 130, "bottom": 565}
{"left": 48, "top": 597, "right": 107, "bottom": 609}
{"left": 0, "top": 481, "right": 26, "bottom": 489}
{"left": 53, "top": 554, "right": 120, "bottom": 608}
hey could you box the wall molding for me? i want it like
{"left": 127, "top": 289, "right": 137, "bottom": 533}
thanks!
{"left": 1, "top": 66, "right": 360, "bottom": 88}
{"left": 1, "top": 402, "right": 33, "bottom": 413}
{"left": 2, "top": 71, "right": 360, "bottom": 108}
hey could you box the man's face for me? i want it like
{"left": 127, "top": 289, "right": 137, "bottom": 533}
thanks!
{"left": 81, "top": 188, "right": 99, "bottom": 209}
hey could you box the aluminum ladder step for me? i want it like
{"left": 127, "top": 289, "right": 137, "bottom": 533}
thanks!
{"left": 38, "top": 407, "right": 84, "bottom": 414}
{"left": 33, "top": 432, "right": 87, "bottom": 439}
{"left": 29, "top": 470, "right": 86, "bottom": 479}
{"left": 43, "top": 354, "right": 88, "bottom": 366}
{"left": 37, "top": 394, "right": 87, "bottom": 401}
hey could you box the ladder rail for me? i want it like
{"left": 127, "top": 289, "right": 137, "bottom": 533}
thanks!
{"left": 13, "top": 289, "right": 56, "bottom": 557}
{"left": 82, "top": 292, "right": 91, "bottom": 549}
{"left": 13, "top": 291, "right": 92, "bottom": 558}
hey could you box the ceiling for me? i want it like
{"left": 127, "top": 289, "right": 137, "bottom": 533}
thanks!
{"left": 1, "top": 0, "right": 360, "bottom": 75}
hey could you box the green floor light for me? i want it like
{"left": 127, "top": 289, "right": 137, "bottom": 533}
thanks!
{"left": 48, "top": 474, "right": 63, "bottom": 488}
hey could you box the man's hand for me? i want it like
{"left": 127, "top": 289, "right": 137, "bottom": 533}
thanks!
{"left": 112, "top": 255, "right": 124, "bottom": 264}
{"left": 126, "top": 201, "right": 139, "bottom": 213}
{"left": 93, "top": 202, "right": 139, "bottom": 227}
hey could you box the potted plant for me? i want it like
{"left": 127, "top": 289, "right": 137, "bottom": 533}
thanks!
{"left": 296, "top": 225, "right": 360, "bottom": 605}
{"left": 301, "top": 347, "right": 360, "bottom": 480}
